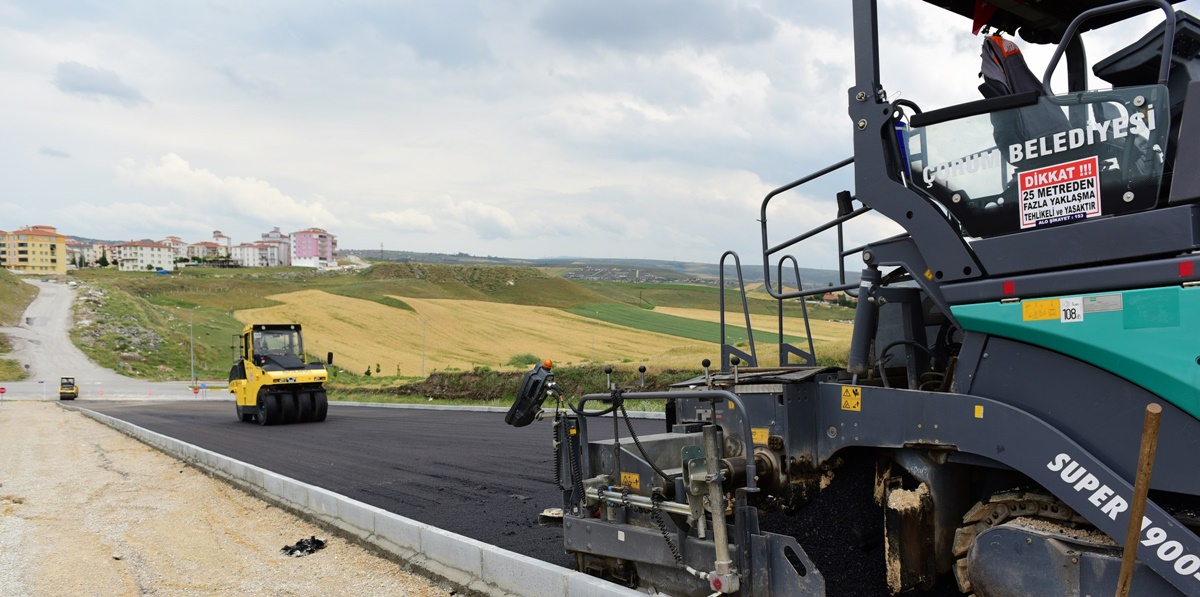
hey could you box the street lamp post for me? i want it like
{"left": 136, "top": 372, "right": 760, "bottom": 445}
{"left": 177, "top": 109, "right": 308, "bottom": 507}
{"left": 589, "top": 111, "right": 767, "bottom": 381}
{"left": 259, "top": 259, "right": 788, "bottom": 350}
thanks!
{"left": 421, "top": 319, "right": 426, "bottom": 377}
{"left": 189, "top": 311, "right": 196, "bottom": 387}
{"left": 178, "top": 306, "right": 198, "bottom": 387}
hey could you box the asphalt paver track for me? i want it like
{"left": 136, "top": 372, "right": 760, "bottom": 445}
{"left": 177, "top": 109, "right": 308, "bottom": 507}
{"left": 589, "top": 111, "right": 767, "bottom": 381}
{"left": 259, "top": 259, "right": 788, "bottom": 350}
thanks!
{"left": 79, "top": 400, "right": 661, "bottom": 569}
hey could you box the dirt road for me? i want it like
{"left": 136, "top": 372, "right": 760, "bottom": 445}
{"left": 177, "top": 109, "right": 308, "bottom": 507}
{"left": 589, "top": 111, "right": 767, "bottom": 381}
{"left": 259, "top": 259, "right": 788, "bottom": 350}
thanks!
{"left": 0, "top": 402, "right": 453, "bottom": 596}
{"left": 0, "top": 279, "right": 212, "bottom": 400}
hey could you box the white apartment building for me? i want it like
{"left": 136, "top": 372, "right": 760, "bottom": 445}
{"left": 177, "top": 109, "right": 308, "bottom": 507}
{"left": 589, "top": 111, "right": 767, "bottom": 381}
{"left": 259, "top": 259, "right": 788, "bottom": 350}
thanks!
{"left": 229, "top": 243, "right": 263, "bottom": 267}
{"left": 159, "top": 235, "right": 188, "bottom": 260}
{"left": 114, "top": 241, "right": 176, "bottom": 271}
{"left": 260, "top": 227, "right": 291, "bottom": 266}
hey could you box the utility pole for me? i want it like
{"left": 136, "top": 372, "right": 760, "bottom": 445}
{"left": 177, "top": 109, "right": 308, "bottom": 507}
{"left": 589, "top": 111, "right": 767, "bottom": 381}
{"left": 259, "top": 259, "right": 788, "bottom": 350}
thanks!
{"left": 421, "top": 319, "right": 427, "bottom": 376}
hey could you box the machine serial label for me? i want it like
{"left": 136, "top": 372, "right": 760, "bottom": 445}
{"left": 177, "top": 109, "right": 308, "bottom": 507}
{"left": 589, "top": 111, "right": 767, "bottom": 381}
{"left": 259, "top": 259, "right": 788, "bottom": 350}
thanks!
{"left": 1084, "top": 294, "right": 1123, "bottom": 313}
{"left": 841, "top": 386, "right": 862, "bottom": 411}
{"left": 620, "top": 472, "right": 641, "bottom": 492}
{"left": 752, "top": 428, "right": 770, "bottom": 445}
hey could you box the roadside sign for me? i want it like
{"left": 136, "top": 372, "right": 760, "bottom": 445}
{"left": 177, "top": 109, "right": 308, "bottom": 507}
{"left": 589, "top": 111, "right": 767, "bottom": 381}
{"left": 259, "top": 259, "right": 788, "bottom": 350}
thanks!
{"left": 193, "top": 387, "right": 200, "bottom": 395}
{"left": 0, "top": 387, "right": 6, "bottom": 394}
{"left": 201, "top": 383, "right": 207, "bottom": 390}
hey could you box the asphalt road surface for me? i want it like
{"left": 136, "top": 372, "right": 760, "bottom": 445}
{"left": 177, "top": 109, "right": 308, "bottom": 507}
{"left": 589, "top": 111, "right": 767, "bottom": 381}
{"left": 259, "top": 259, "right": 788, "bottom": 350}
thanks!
{"left": 78, "top": 400, "right": 662, "bottom": 569}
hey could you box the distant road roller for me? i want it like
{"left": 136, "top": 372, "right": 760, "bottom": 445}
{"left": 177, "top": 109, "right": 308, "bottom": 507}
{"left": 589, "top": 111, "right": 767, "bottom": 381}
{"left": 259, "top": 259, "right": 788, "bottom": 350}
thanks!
{"left": 229, "top": 323, "right": 331, "bottom": 425}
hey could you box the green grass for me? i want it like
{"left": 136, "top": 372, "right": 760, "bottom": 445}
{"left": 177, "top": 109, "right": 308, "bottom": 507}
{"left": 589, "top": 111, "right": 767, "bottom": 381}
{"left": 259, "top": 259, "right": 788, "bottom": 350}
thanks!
{"left": 0, "top": 270, "right": 37, "bottom": 381}
{"left": 567, "top": 302, "right": 810, "bottom": 346}
{"left": 0, "top": 269, "right": 38, "bottom": 326}
{"left": 576, "top": 280, "right": 853, "bottom": 320}
{"left": 0, "top": 335, "right": 26, "bottom": 381}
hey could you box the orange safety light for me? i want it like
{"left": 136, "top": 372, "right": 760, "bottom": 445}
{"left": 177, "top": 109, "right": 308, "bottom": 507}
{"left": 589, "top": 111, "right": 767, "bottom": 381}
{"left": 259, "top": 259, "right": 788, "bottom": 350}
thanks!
{"left": 543, "top": 359, "right": 554, "bottom": 370}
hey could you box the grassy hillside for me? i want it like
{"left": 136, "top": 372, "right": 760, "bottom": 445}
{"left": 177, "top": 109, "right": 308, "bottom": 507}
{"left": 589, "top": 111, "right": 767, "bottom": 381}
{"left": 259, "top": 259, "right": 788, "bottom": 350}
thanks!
{"left": 64, "top": 262, "right": 854, "bottom": 382}
{"left": 0, "top": 269, "right": 38, "bottom": 326}
{"left": 0, "top": 269, "right": 38, "bottom": 380}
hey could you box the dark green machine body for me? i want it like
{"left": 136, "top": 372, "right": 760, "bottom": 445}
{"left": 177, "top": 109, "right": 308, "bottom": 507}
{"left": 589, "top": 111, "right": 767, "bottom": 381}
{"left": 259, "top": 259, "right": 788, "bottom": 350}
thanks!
{"left": 507, "top": 2, "right": 1200, "bottom": 596}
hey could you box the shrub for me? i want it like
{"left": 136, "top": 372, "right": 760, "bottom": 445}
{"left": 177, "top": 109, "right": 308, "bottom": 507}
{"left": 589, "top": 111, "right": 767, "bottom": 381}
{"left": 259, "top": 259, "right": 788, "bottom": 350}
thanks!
{"left": 505, "top": 353, "right": 541, "bottom": 367}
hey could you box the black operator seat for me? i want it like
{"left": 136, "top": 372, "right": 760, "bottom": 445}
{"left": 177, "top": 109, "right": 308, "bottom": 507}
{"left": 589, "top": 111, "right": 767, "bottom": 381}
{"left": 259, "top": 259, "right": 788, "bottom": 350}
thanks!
{"left": 978, "top": 35, "right": 1070, "bottom": 170}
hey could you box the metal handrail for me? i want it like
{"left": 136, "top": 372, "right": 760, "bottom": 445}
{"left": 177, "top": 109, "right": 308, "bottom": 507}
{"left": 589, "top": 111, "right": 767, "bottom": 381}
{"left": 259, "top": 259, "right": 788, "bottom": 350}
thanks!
{"left": 775, "top": 255, "right": 816, "bottom": 366}
{"left": 1042, "top": 0, "right": 1176, "bottom": 95}
{"left": 718, "top": 251, "right": 758, "bottom": 369}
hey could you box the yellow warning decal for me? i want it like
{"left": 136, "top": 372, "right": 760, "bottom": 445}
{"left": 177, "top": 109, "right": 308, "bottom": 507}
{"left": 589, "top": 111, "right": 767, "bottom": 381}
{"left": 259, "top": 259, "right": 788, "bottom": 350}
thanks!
{"left": 975, "top": 405, "right": 984, "bottom": 419}
{"left": 841, "top": 386, "right": 862, "bottom": 411}
{"left": 923, "top": 269, "right": 934, "bottom": 281}
{"left": 752, "top": 427, "right": 770, "bottom": 445}
{"left": 728, "top": 400, "right": 735, "bottom": 411}
{"left": 1022, "top": 299, "right": 1059, "bottom": 321}
{"left": 620, "top": 471, "right": 641, "bottom": 492}
{"left": 569, "top": 428, "right": 577, "bottom": 435}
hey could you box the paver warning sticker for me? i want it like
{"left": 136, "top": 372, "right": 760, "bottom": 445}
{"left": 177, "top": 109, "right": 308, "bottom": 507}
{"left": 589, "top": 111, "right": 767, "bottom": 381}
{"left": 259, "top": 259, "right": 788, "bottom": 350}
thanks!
{"left": 1018, "top": 156, "right": 1101, "bottom": 229}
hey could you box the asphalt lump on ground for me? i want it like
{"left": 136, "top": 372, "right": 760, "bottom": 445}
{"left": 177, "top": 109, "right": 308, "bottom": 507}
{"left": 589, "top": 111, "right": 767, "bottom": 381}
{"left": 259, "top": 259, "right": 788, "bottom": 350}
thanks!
{"left": 282, "top": 536, "right": 327, "bottom": 557}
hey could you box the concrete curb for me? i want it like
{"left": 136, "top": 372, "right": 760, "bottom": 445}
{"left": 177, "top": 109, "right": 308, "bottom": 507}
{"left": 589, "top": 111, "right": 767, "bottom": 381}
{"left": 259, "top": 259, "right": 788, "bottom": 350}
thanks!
{"left": 65, "top": 404, "right": 643, "bottom": 597}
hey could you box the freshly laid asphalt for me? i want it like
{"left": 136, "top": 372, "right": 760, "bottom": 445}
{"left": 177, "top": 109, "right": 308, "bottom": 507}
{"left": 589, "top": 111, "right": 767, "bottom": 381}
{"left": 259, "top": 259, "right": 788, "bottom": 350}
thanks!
{"left": 76, "top": 400, "right": 661, "bottom": 570}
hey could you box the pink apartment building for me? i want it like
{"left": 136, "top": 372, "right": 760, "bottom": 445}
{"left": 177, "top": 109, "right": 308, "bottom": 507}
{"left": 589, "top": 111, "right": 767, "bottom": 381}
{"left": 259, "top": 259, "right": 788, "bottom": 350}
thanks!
{"left": 290, "top": 228, "right": 337, "bottom": 269}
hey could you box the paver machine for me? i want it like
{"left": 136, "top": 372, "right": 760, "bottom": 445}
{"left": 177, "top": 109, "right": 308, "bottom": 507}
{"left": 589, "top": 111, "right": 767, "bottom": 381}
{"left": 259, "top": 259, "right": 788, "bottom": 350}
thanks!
{"left": 506, "top": 1, "right": 1200, "bottom": 595}
{"left": 229, "top": 323, "right": 331, "bottom": 425}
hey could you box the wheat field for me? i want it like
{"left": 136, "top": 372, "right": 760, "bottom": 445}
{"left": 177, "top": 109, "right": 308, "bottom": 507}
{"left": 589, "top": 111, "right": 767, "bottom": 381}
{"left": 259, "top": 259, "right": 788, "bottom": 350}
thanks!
{"left": 235, "top": 290, "right": 719, "bottom": 374}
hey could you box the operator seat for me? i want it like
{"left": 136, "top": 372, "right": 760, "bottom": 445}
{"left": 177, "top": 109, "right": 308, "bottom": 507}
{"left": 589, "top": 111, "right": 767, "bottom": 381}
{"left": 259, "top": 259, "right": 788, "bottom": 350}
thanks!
{"left": 979, "top": 35, "right": 1069, "bottom": 147}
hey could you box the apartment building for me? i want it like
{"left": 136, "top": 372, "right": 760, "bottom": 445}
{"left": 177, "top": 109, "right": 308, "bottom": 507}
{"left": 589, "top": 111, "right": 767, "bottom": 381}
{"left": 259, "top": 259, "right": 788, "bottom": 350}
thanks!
{"left": 0, "top": 225, "right": 67, "bottom": 274}
{"left": 291, "top": 227, "right": 337, "bottom": 269}
{"left": 80, "top": 243, "right": 114, "bottom": 267}
{"left": 229, "top": 243, "right": 264, "bottom": 267}
{"left": 212, "top": 230, "right": 232, "bottom": 254}
{"left": 159, "top": 235, "right": 188, "bottom": 260}
{"left": 187, "top": 241, "right": 225, "bottom": 260}
{"left": 260, "top": 227, "right": 291, "bottom": 266}
{"left": 113, "top": 241, "right": 176, "bottom": 271}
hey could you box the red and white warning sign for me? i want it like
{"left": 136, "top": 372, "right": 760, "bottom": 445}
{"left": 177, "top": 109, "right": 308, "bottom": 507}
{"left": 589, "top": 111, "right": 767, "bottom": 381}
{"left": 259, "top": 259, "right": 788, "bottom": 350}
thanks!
{"left": 1018, "top": 156, "right": 1101, "bottom": 229}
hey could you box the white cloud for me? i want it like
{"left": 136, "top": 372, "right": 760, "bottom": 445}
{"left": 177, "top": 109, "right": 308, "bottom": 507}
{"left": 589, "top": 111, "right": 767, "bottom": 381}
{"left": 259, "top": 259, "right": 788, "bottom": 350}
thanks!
{"left": 113, "top": 153, "right": 341, "bottom": 233}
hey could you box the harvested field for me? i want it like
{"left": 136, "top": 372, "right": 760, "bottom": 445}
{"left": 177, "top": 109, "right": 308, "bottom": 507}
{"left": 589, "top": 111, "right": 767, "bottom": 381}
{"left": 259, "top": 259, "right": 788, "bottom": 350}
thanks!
{"left": 235, "top": 290, "right": 715, "bottom": 374}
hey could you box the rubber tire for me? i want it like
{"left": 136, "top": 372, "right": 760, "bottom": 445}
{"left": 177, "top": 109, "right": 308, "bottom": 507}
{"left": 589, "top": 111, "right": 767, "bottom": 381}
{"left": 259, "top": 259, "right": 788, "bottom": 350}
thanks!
{"left": 279, "top": 392, "right": 298, "bottom": 424}
{"left": 313, "top": 390, "right": 328, "bottom": 422}
{"left": 237, "top": 402, "right": 254, "bottom": 422}
{"left": 257, "top": 393, "right": 278, "bottom": 426}
{"left": 297, "top": 391, "right": 314, "bottom": 423}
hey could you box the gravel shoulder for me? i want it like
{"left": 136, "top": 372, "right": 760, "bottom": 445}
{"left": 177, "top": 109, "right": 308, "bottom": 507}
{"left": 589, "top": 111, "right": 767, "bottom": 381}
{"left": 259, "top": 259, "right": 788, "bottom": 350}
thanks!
{"left": 0, "top": 402, "right": 453, "bottom": 597}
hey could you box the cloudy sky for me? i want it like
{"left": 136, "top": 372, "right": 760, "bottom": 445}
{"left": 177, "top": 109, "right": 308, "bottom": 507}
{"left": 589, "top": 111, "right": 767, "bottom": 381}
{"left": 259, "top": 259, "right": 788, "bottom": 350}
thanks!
{"left": 0, "top": 0, "right": 1176, "bottom": 268}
